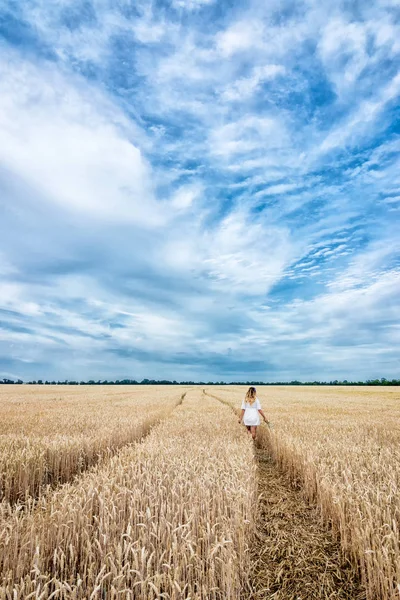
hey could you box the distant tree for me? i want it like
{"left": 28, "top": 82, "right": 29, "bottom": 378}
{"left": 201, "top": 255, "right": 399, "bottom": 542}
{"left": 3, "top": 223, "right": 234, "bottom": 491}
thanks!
{"left": 2, "top": 376, "right": 398, "bottom": 386}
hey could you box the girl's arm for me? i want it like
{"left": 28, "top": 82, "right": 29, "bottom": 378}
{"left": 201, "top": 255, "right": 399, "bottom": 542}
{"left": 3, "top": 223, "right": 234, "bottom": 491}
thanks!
{"left": 258, "top": 409, "right": 269, "bottom": 424}
{"left": 238, "top": 409, "right": 245, "bottom": 424}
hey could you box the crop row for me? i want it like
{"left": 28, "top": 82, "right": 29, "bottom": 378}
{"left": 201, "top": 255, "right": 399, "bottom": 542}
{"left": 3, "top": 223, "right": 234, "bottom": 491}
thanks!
{"left": 0, "top": 389, "right": 256, "bottom": 599}
{"left": 212, "top": 385, "right": 400, "bottom": 600}
{"left": 0, "top": 386, "right": 183, "bottom": 503}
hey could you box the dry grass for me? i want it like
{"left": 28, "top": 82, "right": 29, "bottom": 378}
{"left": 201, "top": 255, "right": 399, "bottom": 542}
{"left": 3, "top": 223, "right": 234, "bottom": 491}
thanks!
{"left": 0, "top": 389, "right": 256, "bottom": 599}
{"left": 0, "top": 386, "right": 183, "bottom": 503}
{"left": 212, "top": 385, "right": 400, "bottom": 600}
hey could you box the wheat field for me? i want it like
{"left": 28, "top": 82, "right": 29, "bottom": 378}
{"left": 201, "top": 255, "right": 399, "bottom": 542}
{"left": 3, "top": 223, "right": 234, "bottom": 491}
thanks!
{"left": 0, "top": 387, "right": 256, "bottom": 599}
{"left": 210, "top": 385, "right": 400, "bottom": 600}
{"left": 0, "top": 386, "right": 184, "bottom": 503}
{"left": 0, "top": 384, "right": 399, "bottom": 599}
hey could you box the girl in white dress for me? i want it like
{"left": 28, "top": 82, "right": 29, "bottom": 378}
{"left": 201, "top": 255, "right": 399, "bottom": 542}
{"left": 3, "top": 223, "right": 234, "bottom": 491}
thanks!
{"left": 238, "top": 386, "right": 269, "bottom": 440}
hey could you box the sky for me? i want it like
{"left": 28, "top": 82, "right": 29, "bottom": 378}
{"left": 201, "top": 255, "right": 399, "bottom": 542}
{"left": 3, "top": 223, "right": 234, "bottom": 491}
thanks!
{"left": 0, "top": 0, "right": 399, "bottom": 382}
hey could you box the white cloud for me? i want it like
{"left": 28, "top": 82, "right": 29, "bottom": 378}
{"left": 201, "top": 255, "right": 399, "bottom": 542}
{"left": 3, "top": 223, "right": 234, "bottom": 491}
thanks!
{"left": 19, "top": 1, "right": 120, "bottom": 64}
{"left": 170, "top": 184, "right": 203, "bottom": 210}
{"left": 381, "top": 195, "right": 400, "bottom": 205}
{"left": 0, "top": 51, "right": 163, "bottom": 226}
{"left": 0, "top": 280, "right": 43, "bottom": 318}
{"left": 1, "top": 0, "right": 399, "bottom": 380}
{"left": 326, "top": 240, "right": 400, "bottom": 292}
{"left": 216, "top": 21, "right": 265, "bottom": 57}
{"left": 318, "top": 9, "right": 400, "bottom": 100}
{"left": 202, "top": 208, "right": 293, "bottom": 295}
{"left": 221, "top": 64, "right": 285, "bottom": 101}
{"left": 172, "top": 0, "right": 216, "bottom": 10}
{"left": 241, "top": 253, "right": 400, "bottom": 377}
{"left": 317, "top": 71, "right": 400, "bottom": 156}
{"left": 133, "top": 19, "right": 169, "bottom": 44}
{"left": 210, "top": 115, "right": 287, "bottom": 158}
{"left": 318, "top": 18, "right": 369, "bottom": 96}
{"left": 259, "top": 183, "right": 298, "bottom": 195}
{"left": 373, "top": 19, "right": 400, "bottom": 54}
{"left": 296, "top": 267, "right": 400, "bottom": 335}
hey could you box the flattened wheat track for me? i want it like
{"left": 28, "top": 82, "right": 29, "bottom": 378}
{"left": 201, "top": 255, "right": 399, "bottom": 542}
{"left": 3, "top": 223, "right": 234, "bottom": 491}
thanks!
{"left": 204, "top": 389, "right": 365, "bottom": 600}
{"left": 245, "top": 445, "right": 365, "bottom": 600}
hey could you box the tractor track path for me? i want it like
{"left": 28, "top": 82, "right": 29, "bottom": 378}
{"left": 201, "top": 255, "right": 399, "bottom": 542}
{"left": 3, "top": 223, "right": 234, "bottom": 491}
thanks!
{"left": 245, "top": 444, "right": 365, "bottom": 600}
{"left": 0, "top": 391, "right": 187, "bottom": 508}
{"left": 203, "top": 390, "right": 365, "bottom": 600}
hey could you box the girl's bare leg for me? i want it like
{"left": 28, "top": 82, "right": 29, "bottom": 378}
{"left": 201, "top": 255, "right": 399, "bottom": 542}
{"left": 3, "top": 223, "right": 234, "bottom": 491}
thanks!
{"left": 250, "top": 426, "right": 257, "bottom": 440}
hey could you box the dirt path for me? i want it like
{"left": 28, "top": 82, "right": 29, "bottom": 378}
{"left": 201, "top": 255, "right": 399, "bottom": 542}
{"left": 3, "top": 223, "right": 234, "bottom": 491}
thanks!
{"left": 245, "top": 445, "right": 366, "bottom": 600}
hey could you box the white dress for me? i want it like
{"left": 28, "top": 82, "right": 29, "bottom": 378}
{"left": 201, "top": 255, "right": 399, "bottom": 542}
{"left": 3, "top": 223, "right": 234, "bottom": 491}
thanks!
{"left": 241, "top": 398, "right": 262, "bottom": 426}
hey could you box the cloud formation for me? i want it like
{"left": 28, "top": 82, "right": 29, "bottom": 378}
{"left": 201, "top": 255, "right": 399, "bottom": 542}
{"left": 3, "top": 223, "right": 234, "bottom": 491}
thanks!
{"left": 0, "top": 0, "right": 399, "bottom": 381}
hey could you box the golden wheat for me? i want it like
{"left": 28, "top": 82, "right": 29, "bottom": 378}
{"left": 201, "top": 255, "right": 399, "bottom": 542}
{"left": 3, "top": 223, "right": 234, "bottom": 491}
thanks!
{"left": 211, "top": 385, "right": 400, "bottom": 600}
{"left": 0, "top": 389, "right": 256, "bottom": 599}
{"left": 0, "top": 386, "right": 183, "bottom": 503}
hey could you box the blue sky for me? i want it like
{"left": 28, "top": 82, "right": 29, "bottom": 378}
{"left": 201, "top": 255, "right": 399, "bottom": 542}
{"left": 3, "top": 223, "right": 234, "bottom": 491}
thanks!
{"left": 0, "top": 0, "right": 399, "bottom": 382}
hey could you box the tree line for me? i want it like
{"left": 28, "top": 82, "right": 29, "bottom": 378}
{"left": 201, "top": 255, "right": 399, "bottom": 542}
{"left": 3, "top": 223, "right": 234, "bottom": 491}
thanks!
{"left": 1, "top": 378, "right": 399, "bottom": 386}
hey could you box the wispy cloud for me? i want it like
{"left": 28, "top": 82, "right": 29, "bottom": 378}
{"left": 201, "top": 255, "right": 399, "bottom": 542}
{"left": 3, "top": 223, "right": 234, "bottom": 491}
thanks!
{"left": 0, "top": 0, "right": 399, "bottom": 381}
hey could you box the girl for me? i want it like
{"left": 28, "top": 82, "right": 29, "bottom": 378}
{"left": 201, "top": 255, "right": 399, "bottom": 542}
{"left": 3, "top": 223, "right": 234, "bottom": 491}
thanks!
{"left": 238, "top": 386, "right": 269, "bottom": 440}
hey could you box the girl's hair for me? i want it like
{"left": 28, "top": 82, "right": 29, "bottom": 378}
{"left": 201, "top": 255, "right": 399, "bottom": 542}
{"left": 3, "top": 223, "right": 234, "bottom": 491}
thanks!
{"left": 245, "top": 386, "right": 257, "bottom": 405}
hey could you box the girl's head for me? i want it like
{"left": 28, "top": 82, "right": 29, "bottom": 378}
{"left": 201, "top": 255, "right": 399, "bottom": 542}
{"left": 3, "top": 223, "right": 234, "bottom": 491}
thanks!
{"left": 245, "top": 386, "right": 257, "bottom": 405}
